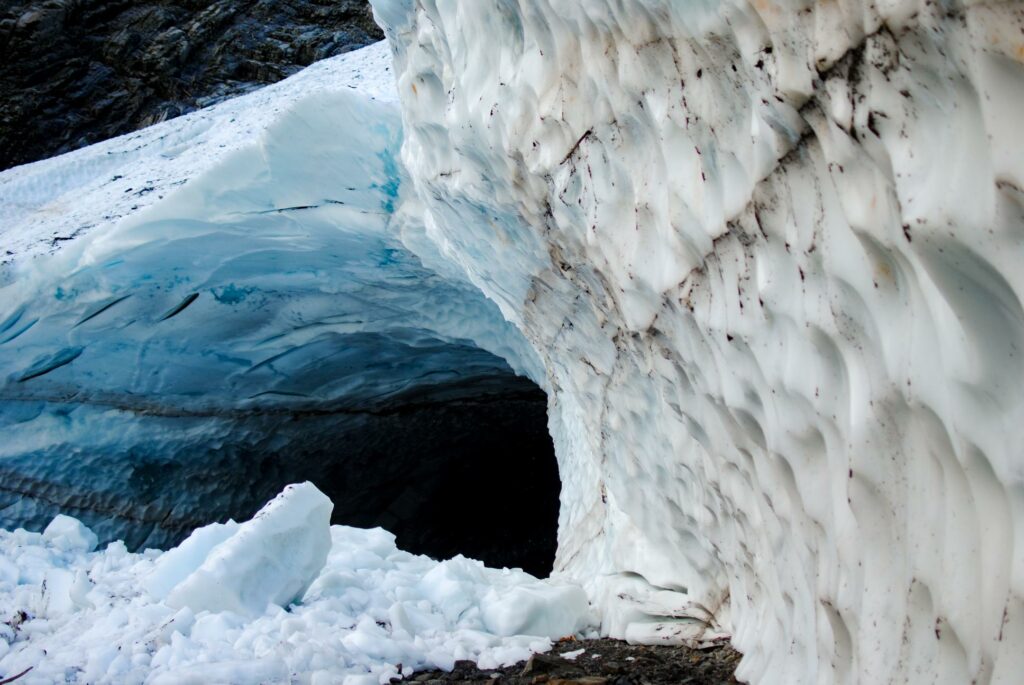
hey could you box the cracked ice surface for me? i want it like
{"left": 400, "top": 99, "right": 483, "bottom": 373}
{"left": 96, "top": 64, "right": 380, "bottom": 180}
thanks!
{"left": 371, "top": 0, "right": 1024, "bottom": 683}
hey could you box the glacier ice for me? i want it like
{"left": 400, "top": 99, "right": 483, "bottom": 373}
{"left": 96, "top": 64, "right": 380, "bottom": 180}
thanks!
{"left": 370, "top": 0, "right": 1024, "bottom": 683}
{"left": 0, "top": 40, "right": 579, "bottom": 682}
{"left": 1, "top": 0, "right": 1023, "bottom": 682}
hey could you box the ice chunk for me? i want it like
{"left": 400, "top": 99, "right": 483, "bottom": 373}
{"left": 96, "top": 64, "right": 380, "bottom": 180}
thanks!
{"left": 165, "top": 482, "right": 332, "bottom": 617}
{"left": 0, "top": 556, "right": 17, "bottom": 587}
{"left": 41, "top": 567, "right": 75, "bottom": 615}
{"left": 415, "top": 556, "right": 592, "bottom": 639}
{"left": 481, "top": 583, "right": 591, "bottom": 638}
{"left": 42, "top": 514, "right": 97, "bottom": 553}
{"left": 144, "top": 520, "right": 240, "bottom": 600}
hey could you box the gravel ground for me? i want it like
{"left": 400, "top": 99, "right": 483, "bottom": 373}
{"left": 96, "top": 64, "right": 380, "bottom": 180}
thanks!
{"left": 395, "top": 638, "right": 742, "bottom": 685}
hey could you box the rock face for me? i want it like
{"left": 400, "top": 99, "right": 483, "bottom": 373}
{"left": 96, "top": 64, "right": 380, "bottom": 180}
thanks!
{"left": 0, "top": 0, "right": 382, "bottom": 170}
{"left": 371, "top": 0, "right": 1024, "bottom": 683}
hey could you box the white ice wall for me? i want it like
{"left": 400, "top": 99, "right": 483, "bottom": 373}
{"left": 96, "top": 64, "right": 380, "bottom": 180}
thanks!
{"left": 371, "top": 1, "right": 1024, "bottom": 682}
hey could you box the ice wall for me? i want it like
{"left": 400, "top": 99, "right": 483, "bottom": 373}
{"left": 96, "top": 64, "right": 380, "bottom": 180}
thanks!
{"left": 371, "top": 1, "right": 1024, "bottom": 682}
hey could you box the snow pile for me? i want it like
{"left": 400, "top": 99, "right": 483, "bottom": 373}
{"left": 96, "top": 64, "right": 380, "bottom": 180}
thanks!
{"left": 372, "top": 0, "right": 1024, "bottom": 683}
{"left": 0, "top": 485, "right": 592, "bottom": 684}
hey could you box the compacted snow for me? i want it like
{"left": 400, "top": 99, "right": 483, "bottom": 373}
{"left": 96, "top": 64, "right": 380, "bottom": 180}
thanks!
{"left": 0, "top": 484, "right": 591, "bottom": 684}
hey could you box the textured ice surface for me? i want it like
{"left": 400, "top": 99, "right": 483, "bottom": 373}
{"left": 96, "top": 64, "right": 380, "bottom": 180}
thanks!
{"left": 0, "top": 487, "right": 593, "bottom": 684}
{"left": 143, "top": 520, "right": 240, "bottom": 600}
{"left": 371, "top": 1, "right": 1024, "bottom": 683}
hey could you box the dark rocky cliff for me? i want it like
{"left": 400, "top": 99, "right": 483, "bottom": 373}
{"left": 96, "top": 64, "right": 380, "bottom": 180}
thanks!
{"left": 0, "top": 0, "right": 382, "bottom": 170}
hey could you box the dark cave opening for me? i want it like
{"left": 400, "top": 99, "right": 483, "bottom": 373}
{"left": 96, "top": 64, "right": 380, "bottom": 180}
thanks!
{"left": 229, "top": 376, "right": 562, "bottom": 577}
{"left": 0, "top": 373, "right": 562, "bottom": 578}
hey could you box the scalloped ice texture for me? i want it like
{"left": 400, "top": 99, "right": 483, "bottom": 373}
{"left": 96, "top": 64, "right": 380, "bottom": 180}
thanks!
{"left": 369, "top": 0, "right": 1024, "bottom": 683}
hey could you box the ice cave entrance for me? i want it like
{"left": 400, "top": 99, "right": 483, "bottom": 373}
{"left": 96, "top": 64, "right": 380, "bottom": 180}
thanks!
{"left": 0, "top": 81, "right": 563, "bottom": 577}
{"left": 164, "top": 370, "right": 563, "bottom": 578}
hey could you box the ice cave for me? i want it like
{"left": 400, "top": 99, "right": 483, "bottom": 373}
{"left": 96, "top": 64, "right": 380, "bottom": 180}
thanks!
{"left": 1, "top": 0, "right": 1023, "bottom": 683}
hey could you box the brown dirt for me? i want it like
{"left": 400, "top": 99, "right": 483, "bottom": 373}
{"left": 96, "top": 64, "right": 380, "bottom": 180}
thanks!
{"left": 394, "top": 638, "right": 742, "bottom": 685}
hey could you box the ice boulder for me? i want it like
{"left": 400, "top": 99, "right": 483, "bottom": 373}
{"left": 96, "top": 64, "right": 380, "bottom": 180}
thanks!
{"left": 480, "top": 583, "right": 591, "bottom": 638}
{"left": 415, "top": 556, "right": 592, "bottom": 639}
{"left": 43, "top": 515, "right": 98, "bottom": 553}
{"left": 144, "top": 520, "right": 241, "bottom": 600}
{"left": 164, "top": 482, "right": 332, "bottom": 618}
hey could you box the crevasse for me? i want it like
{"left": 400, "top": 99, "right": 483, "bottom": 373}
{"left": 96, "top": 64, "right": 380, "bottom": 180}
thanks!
{"left": 369, "top": 0, "right": 1024, "bottom": 683}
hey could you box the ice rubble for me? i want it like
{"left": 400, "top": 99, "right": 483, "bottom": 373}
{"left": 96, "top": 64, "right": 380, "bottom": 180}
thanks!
{"left": 370, "top": 0, "right": 1024, "bottom": 683}
{"left": 0, "top": 37, "right": 582, "bottom": 684}
{"left": 0, "top": 484, "right": 591, "bottom": 684}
